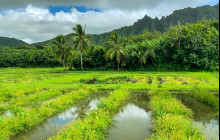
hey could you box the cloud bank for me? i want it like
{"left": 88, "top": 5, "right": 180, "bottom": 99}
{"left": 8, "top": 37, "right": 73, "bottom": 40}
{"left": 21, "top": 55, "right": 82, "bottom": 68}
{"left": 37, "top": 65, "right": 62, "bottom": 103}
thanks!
{"left": 0, "top": 0, "right": 216, "bottom": 11}
{"left": 0, "top": 0, "right": 218, "bottom": 43}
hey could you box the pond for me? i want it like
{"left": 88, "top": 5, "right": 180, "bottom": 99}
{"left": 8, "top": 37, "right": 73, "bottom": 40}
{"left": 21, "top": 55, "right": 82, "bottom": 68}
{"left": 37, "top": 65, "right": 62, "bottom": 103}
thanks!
{"left": 109, "top": 92, "right": 152, "bottom": 140}
{"left": 13, "top": 96, "right": 102, "bottom": 140}
{"left": 175, "top": 94, "right": 219, "bottom": 140}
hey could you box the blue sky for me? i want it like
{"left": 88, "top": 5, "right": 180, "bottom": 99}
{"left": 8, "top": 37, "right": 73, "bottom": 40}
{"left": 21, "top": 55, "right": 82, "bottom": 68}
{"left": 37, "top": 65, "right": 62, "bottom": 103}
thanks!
{"left": 49, "top": 1, "right": 219, "bottom": 15}
{"left": 48, "top": 6, "right": 101, "bottom": 15}
{"left": 200, "top": 0, "right": 219, "bottom": 6}
{"left": 208, "top": 0, "right": 219, "bottom": 5}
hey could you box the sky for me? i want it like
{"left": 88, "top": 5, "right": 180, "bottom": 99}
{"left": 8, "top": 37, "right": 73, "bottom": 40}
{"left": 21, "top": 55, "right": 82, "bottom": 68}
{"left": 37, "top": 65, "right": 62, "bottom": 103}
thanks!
{"left": 0, "top": 0, "right": 219, "bottom": 44}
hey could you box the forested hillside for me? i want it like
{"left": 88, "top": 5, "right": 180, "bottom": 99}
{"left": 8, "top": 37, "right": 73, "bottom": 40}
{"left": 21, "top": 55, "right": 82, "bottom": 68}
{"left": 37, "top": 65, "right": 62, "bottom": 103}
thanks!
{"left": 31, "top": 4, "right": 219, "bottom": 47}
{"left": 90, "top": 4, "right": 219, "bottom": 45}
{"left": 1, "top": 20, "right": 219, "bottom": 71}
{"left": 0, "top": 4, "right": 218, "bottom": 48}
{"left": 0, "top": 37, "right": 28, "bottom": 47}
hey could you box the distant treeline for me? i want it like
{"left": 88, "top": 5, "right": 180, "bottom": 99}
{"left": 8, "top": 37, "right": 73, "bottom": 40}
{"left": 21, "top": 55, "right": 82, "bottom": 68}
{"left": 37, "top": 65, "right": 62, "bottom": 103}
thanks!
{"left": 0, "top": 46, "right": 58, "bottom": 67}
{"left": 0, "top": 20, "right": 219, "bottom": 71}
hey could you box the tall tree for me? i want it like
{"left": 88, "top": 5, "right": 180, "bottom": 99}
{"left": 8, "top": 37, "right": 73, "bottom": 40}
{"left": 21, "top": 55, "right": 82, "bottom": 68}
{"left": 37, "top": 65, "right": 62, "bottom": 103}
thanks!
{"left": 52, "top": 34, "right": 67, "bottom": 70}
{"left": 132, "top": 41, "right": 155, "bottom": 67}
{"left": 66, "top": 47, "right": 76, "bottom": 70}
{"left": 105, "top": 31, "right": 126, "bottom": 70}
{"left": 72, "top": 24, "right": 90, "bottom": 71}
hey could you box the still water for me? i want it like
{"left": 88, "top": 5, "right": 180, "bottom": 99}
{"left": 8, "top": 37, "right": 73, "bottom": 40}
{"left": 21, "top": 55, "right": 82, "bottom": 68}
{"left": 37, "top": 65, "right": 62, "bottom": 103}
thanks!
{"left": 175, "top": 94, "right": 219, "bottom": 140}
{"left": 14, "top": 98, "right": 100, "bottom": 140}
{"left": 109, "top": 92, "right": 152, "bottom": 140}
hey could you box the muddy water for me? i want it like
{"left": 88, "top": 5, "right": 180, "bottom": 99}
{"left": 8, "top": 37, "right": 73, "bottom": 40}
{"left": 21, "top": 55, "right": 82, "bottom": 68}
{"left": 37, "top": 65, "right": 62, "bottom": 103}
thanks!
{"left": 14, "top": 97, "right": 100, "bottom": 140}
{"left": 109, "top": 92, "right": 152, "bottom": 140}
{"left": 175, "top": 94, "right": 219, "bottom": 140}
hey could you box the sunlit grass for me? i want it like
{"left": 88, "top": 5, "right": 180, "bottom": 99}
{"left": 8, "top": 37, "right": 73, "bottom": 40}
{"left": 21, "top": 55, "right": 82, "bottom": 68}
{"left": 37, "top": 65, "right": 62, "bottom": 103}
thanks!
{"left": 0, "top": 68, "right": 219, "bottom": 139}
{"left": 49, "top": 89, "right": 130, "bottom": 140}
{"left": 148, "top": 89, "right": 204, "bottom": 140}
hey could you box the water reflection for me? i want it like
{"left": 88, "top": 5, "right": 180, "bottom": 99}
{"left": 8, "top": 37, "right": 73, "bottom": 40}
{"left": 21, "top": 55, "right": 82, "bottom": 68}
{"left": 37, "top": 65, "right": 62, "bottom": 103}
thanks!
{"left": 194, "top": 120, "right": 219, "bottom": 140}
{"left": 109, "top": 92, "right": 152, "bottom": 140}
{"left": 109, "top": 104, "right": 151, "bottom": 140}
{"left": 175, "top": 94, "right": 219, "bottom": 140}
{"left": 14, "top": 98, "right": 100, "bottom": 140}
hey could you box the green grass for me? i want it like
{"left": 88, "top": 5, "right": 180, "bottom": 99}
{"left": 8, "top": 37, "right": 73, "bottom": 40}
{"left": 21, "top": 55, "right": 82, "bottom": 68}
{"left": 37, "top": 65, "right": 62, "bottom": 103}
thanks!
{"left": 0, "top": 68, "right": 219, "bottom": 140}
{"left": 0, "top": 88, "right": 95, "bottom": 139}
{"left": 189, "top": 85, "right": 219, "bottom": 110}
{"left": 151, "top": 114, "right": 204, "bottom": 140}
{"left": 149, "top": 90, "right": 193, "bottom": 118}
{"left": 148, "top": 89, "right": 204, "bottom": 140}
{"left": 49, "top": 89, "right": 130, "bottom": 140}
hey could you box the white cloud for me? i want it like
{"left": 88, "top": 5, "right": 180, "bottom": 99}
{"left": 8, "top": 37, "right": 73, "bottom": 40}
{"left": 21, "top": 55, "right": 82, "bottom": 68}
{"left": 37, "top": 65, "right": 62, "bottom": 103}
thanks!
{"left": 0, "top": 0, "right": 218, "bottom": 43}
{"left": 0, "top": 5, "right": 147, "bottom": 43}
{"left": 0, "top": 0, "right": 217, "bottom": 11}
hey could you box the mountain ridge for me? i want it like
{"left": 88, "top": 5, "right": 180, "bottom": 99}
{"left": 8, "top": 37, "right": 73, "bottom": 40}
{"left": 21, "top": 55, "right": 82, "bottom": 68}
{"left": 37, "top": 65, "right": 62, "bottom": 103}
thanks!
{"left": 0, "top": 4, "right": 219, "bottom": 47}
{"left": 89, "top": 4, "right": 219, "bottom": 45}
{"left": 0, "top": 36, "right": 28, "bottom": 47}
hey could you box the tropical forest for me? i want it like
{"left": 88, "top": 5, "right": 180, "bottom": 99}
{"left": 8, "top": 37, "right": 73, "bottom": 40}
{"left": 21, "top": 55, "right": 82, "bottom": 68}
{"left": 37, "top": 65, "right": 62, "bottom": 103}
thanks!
{"left": 0, "top": 1, "right": 219, "bottom": 140}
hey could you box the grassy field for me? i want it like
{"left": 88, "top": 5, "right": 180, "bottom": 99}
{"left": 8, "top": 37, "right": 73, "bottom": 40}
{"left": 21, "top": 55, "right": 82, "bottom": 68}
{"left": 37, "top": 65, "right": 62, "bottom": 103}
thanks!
{"left": 0, "top": 68, "right": 219, "bottom": 140}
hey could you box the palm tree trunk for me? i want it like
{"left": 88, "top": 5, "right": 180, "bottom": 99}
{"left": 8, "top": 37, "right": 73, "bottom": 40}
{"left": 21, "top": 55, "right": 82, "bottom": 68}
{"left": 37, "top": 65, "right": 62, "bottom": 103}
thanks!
{"left": 62, "top": 58, "right": 66, "bottom": 70}
{"left": 68, "top": 63, "right": 72, "bottom": 70}
{"left": 141, "top": 61, "right": 143, "bottom": 67}
{"left": 81, "top": 53, "right": 84, "bottom": 71}
{"left": 117, "top": 61, "right": 120, "bottom": 71}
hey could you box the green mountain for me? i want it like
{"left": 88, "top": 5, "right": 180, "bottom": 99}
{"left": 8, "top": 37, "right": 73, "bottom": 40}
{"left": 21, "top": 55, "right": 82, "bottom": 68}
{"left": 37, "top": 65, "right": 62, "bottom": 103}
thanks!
{"left": 33, "top": 4, "right": 219, "bottom": 47}
{"left": 32, "top": 34, "right": 74, "bottom": 48}
{"left": 90, "top": 4, "right": 219, "bottom": 45}
{"left": 0, "top": 36, "right": 28, "bottom": 47}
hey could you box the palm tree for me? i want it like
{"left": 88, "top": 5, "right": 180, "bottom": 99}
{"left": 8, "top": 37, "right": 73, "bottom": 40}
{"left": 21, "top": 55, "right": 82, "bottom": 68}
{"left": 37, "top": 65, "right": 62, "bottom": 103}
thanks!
{"left": 52, "top": 34, "right": 67, "bottom": 70}
{"left": 132, "top": 42, "right": 155, "bottom": 67}
{"left": 72, "top": 24, "right": 90, "bottom": 71}
{"left": 105, "top": 31, "right": 126, "bottom": 71}
{"left": 66, "top": 47, "right": 75, "bottom": 70}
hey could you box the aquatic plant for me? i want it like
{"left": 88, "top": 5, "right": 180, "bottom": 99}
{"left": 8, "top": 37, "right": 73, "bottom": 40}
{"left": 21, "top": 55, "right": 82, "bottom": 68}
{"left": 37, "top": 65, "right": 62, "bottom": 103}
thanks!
{"left": 148, "top": 89, "right": 204, "bottom": 140}
{"left": 49, "top": 89, "right": 130, "bottom": 140}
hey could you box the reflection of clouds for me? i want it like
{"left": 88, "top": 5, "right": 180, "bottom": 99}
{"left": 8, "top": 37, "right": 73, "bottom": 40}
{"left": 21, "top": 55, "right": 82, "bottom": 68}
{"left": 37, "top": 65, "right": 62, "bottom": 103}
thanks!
{"left": 88, "top": 99, "right": 99, "bottom": 111}
{"left": 117, "top": 104, "right": 151, "bottom": 120}
{"left": 109, "top": 104, "right": 152, "bottom": 140}
{"left": 4, "top": 111, "right": 13, "bottom": 117}
{"left": 194, "top": 119, "right": 219, "bottom": 140}
{"left": 57, "top": 107, "right": 78, "bottom": 120}
{"left": 15, "top": 99, "right": 100, "bottom": 140}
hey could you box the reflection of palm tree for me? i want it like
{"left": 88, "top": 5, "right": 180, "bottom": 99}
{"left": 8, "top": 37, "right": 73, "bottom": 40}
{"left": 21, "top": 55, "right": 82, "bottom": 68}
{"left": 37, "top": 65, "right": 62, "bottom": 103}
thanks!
{"left": 77, "top": 98, "right": 91, "bottom": 118}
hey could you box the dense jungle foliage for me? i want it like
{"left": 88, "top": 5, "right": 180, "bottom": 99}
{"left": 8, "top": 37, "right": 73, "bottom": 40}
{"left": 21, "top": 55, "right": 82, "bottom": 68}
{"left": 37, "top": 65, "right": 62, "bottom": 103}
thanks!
{"left": 0, "top": 20, "right": 219, "bottom": 71}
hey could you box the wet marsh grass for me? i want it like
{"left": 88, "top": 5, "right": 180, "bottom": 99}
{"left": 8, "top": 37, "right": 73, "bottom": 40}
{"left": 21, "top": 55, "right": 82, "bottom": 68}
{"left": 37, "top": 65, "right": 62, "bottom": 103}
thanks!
{"left": 0, "top": 88, "right": 95, "bottom": 140}
{"left": 49, "top": 89, "right": 131, "bottom": 140}
{"left": 148, "top": 89, "right": 205, "bottom": 140}
{"left": 0, "top": 68, "right": 219, "bottom": 139}
{"left": 189, "top": 86, "right": 219, "bottom": 110}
